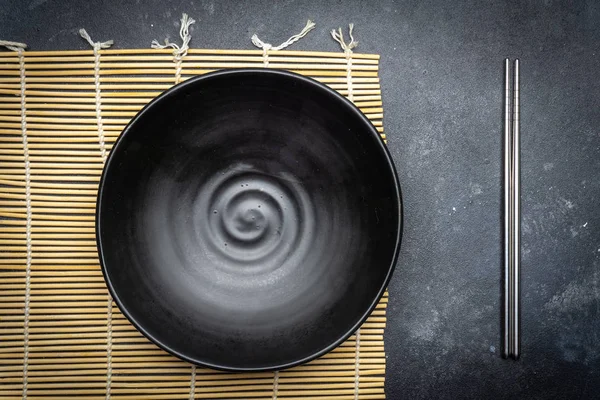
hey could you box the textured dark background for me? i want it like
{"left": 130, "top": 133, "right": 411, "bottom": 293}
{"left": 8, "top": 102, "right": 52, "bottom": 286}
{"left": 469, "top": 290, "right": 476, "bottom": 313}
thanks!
{"left": 2, "top": 0, "right": 600, "bottom": 398}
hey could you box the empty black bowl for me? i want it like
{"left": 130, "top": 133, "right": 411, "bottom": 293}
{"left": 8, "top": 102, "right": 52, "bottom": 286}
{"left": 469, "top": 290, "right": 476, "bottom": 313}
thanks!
{"left": 97, "top": 69, "right": 402, "bottom": 371}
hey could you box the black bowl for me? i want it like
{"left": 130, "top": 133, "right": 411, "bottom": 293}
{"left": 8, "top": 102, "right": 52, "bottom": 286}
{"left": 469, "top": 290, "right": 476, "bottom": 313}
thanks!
{"left": 97, "top": 69, "right": 402, "bottom": 371}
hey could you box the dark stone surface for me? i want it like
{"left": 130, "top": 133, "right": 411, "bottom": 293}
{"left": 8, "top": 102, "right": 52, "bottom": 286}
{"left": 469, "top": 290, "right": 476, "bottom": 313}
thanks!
{"left": 2, "top": 0, "right": 599, "bottom": 398}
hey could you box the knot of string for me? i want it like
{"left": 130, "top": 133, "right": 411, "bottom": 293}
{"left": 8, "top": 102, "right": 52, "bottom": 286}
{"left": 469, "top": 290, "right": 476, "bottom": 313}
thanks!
{"left": 330, "top": 23, "right": 358, "bottom": 57}
{"left": 151, "top": 13, "right": 195, "bottom": 60}
{"left": 0, "top": 40, "right": 27, "bottom": 52}
{"left": 151, "top": 13, "right": 195, "bottom": 83}
{"left": 330, "top": 24, "right": 358, "bottom": 102}
{"left": 251, "top": 20, "right": 315, "bottom": 66}
{"left": 79, "top": 29, "right": 114, "bottom": 51}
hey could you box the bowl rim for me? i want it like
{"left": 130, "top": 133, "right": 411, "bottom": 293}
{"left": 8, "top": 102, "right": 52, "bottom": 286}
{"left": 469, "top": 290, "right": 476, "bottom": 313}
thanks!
{"left": 96, "top": 68, "right": 403, "bottom": 372}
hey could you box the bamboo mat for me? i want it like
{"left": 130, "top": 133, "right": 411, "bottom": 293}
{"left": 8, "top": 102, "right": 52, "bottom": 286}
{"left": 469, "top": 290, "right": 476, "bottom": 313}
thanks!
{"left": 0, "top": 47, "right": 388, "bottom": 400}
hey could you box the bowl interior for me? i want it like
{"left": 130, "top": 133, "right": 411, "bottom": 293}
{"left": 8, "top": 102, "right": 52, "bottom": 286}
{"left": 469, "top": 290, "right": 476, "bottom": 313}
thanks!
{"left": 97, "top": 69, "right": 401, "bottom": 371}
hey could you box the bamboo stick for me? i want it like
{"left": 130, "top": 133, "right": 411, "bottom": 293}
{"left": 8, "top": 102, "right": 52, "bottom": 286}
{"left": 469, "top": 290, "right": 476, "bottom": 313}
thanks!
{"left": 10, "top": 55, "right": 379, "bottom": 64}
{"left": 0, "top": 117, "right": 131, "bottom": 125}
{"left": 0, "top": 219, "right": 95, "bottom": 225}
{"left": 1, "top": 135, "right": 114, "bottom": 142}
{"left": 5, "top": 61, "right": 380, "bottom": 71}
{"left": 0, "top": 186, "right": 98, "bottom": 194}
{"left": 25, "top": 369, "right": 111, "bottom": 377}
{"left": 0, "top": 264, "right": 99, "bottom": 270}
{"left": 1, "top": 88, "right": 380, "bottom": 103}
{"left": 0, "top": 76, "right": 379, "bottom": 90}
{"left": 30, "top": 270, "right": 102, "bottom": 276}
{"left": 4, "top": 282, "right": 104, "bottom": 289}
{"left": 0, "top": 109, "right": 137, "bottom": 117}
{"left": 0, "top": 240, "right": 98, "bottom": 247}
{"left": 0, "top": 192, "right": 97, "bottom": 201}
{"left": 0, "top": 67, "right": 380, "bottom": 77}
{"left": 28, "top": 325, "right": 126, "bottom": 333}
{"left": 0, "top": 150, "right": 104, "bottom": 159}
{"left": 0, "top": 290, "right": 106, "bottom": 300}
{"left": 0, "top": 175, "right": 100, "bottom": 182}
{"left": 0, "top": 228, "right": 93, "bottom": 236}
{"left": 0, "top": 169, "right": 102, "bottom": 175}
{"left": 5, "top": 74, "right": 369, "bottom": 84}
{"left": 0, "top": 103, "right": 134, "bottom": 110}
{"left": 4, "top": 106, "right": 364, "bottom": 117}
{"left": 30, "top": 247, "right": 97, "bottom": 253}
{"left": 0, "top": 48, "right": 379, "bottom": 58}
{"left": 0, "top": 96, "right": 150, "bottom": 103}
{"left": 0, "top": 181, "right": 98, "bottom": 190}
{"left": 28, "top": 315, "right": 118, "bottom": 321}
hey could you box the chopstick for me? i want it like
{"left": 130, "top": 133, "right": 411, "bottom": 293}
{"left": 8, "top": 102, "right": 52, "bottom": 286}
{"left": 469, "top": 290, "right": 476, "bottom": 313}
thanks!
{"left": 504, "top": 58, "right": 520, "bottom": 360}
{"left": 512, "top": 59, "right": 520, "bottom": 359}
{"left": 503, "top": 58, "right": 512, "bottom": 359}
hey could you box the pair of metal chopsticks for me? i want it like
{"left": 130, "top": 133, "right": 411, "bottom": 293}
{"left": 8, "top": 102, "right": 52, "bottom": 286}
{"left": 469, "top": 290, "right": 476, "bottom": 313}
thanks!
{"left": 503, "top": 59, "right": 520, "bottom": 360}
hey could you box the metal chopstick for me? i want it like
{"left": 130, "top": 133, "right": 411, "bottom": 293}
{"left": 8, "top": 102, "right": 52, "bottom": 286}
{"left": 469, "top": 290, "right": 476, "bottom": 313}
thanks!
{"left": 503, "top": 58, "right": 512, "bottom": 359}
{"left": 512, "top": 59, "right": 520, "bottom": 359}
